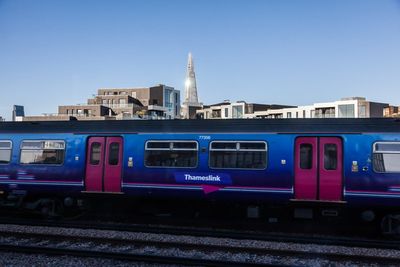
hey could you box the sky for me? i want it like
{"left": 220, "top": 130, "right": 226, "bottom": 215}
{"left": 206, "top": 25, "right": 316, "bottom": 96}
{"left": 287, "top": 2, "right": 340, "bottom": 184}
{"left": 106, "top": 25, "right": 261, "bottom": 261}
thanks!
{"left": 0, "top": 0, "right": 399, "bottom": 120}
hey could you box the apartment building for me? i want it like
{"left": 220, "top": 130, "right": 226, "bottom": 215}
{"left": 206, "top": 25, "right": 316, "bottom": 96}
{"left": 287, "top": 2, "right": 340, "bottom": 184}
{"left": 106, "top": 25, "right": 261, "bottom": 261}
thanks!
{"left": 23, "top": 84, "right": 180, "bottom": 121}
{"left": 252, "top": 97, "right": 388, "bottom": 119}
{"left": 196, "top": 100, "right": 295, "bottom": 119}
{"left": 384, "top": 106, "right": 400, "bottom": 117}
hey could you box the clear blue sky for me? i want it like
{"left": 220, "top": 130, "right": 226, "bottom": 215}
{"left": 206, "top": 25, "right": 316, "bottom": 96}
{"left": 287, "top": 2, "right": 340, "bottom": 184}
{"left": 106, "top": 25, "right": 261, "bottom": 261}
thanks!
{"left": 1, "top": 0, "right": 399, "bottom": 120}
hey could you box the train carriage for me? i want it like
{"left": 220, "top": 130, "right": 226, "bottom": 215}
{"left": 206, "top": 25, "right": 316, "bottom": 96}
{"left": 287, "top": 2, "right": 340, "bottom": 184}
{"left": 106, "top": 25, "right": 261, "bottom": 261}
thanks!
{"left": 0, "top": 118, "right": 400, "bottom": 233}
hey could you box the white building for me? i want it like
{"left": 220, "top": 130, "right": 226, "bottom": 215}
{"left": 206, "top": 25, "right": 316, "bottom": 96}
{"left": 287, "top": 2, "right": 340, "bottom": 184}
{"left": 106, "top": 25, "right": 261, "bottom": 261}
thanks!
{"left": 196, "top": 100, "right": 294, "bottom": 119}
{"left": 252, "top": 97, "right": 388, "bottom": 119}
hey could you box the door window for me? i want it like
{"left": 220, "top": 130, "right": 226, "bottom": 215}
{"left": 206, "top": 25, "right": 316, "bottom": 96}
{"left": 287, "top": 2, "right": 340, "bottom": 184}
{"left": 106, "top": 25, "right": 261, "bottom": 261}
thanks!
{"left": 108, "top": 142, "right": 120, "bottom": 165}
{"left": 90, "top": 142, "right": 101, "bottom": 165}
{"left": 324, "top": 144, "right": 337, "bottom": 170}
{"left": 299, "top": 144, "right": 313, "bottom": 169}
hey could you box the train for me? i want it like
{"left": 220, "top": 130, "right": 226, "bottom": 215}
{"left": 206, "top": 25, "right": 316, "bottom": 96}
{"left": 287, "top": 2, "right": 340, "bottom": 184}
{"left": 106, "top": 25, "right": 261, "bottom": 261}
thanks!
{"left": 0, "top": 118, "right": 400, "bottom": 233}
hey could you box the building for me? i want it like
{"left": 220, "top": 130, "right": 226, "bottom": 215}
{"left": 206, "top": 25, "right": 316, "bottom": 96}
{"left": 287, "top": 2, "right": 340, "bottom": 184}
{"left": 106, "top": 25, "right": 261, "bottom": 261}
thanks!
{"left": 252, "top": 97, "right": 389, "bottom": 119}
{"left": 22, "top": 84, "right": 180, "bottom": 121}
{"left": 181, "top": 53, "right": 202, "bottom": 119}
{"left": 196, "top": 100, "right": 295, "bottom": 119}
{"left": 12, "top": 105, "right": 25, "bottom": 122}
{"left": 384, "top": 106, "right": 400, "bottom": 117}
{"left": 0, "top": 116, "right": 4, "bottom": 122}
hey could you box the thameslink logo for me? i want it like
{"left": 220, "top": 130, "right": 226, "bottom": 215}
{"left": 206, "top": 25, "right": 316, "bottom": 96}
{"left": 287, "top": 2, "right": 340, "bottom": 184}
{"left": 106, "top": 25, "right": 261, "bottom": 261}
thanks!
{"left": 184, "top": 174, "right": 221, "bottom": 182}
{"left": 175, "top": 172, "right": 232, "bottom": 185}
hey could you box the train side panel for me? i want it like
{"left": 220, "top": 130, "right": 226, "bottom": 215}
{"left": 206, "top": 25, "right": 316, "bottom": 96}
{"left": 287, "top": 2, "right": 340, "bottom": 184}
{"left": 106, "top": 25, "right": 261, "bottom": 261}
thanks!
{"left": 344, "top": 133, "right": 400, "bottom": 207}
{"left": 121, "top": 133, "right": 295, "bottom": 203}
{"left": 0, "top": 133, "right": 86, "bottom": 197}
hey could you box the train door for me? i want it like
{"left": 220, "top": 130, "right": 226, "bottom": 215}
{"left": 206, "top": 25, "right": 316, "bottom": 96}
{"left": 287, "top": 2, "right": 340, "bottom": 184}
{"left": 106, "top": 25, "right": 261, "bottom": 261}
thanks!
{"left": 85, "top": 137, "right": 123, "bottom": 193}
{"left": 294, "top": 137, "right": 343, "bottom": 201}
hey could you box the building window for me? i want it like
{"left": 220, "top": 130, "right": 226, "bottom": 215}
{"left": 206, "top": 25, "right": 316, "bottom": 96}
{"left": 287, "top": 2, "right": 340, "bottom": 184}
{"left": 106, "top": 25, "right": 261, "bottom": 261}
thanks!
{"left": 303, "top": 110, "right": 306, "bottom": 118}
{"left": 145, "top": 141, "right": 198, "bottom": 168}
{"left": 359, "top": 105, "right": 367, "bottom": 118}
{"left": 232, "top": 106, "right": 244, "bottom": 118}
{"left": 0, "top": 141, "right": 12, "bottom": 164}
{"left": 296, "top": 112, "right": 298, "bottom": 118}
{"left": 338, "top": 104, "right": 355, "bottom": 118}
{"left": 225, "top": 108, "right": 229, "bottom": 118}
{"left": 20, "top": 140, "right": 65, "bottom": 165}
{"left": 209, "top": 141, "right": 267, "bottom": 169}
{"left": 373, "top": 142, "right": 400, "bottom": 173}
{"left": 287, "top": 112, "right": 292, "bottom": 118}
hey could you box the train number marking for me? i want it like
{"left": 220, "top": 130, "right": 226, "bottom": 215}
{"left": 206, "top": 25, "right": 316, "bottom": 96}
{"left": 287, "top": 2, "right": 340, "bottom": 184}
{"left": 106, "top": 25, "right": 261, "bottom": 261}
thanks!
{"left": 199, "top": 135, "right": 211, "bottom": 140}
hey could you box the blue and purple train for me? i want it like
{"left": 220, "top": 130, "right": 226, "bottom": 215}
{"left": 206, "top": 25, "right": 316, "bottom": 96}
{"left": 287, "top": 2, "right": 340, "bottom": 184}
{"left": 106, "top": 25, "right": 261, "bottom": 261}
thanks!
{"left": 0, "top": 118, "right": 400, "bottom": 232}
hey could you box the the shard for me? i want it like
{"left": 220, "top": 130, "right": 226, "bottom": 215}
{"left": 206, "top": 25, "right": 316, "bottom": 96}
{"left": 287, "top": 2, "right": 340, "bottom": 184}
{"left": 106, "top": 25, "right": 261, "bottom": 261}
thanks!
{"left": 181, "top": 53, "right": 202, "bottom": 119}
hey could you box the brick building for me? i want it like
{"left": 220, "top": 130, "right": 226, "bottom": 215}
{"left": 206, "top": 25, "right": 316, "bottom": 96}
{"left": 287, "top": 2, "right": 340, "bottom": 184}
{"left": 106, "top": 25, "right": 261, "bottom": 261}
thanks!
{"left": 22, "top": 84, "right": 180, "bottom": 121}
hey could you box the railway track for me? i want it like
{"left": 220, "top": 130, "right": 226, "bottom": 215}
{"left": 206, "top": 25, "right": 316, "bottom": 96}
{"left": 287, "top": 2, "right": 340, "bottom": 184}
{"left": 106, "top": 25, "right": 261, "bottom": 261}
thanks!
{"left": 0, "top": 217, "right": 396, "bottom": 250}
{"left": 0, "top": 223, "right": 399, "bottom": 266}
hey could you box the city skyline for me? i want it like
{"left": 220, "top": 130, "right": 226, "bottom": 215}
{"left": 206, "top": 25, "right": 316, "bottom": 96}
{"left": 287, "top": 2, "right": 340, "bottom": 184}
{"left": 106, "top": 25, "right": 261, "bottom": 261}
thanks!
{"left": 1, "top": 0, "right": 400, "bottom": 120}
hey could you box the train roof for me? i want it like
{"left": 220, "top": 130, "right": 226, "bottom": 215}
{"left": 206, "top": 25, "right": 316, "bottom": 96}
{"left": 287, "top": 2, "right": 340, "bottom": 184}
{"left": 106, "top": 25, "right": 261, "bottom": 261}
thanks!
{"left": 0, "top": 118, "right": 400, "bottom": 134}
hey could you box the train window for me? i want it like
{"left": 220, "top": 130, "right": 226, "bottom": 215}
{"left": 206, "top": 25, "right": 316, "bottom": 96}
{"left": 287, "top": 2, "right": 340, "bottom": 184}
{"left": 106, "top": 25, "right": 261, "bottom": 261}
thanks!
{"left": 108, "top": 143, "right": 119, "bottom": 165}
{"left": 300, "top": 144, "right": 313, "bottom": 169}
{"left": 324, "top": 144, "right": 337, "bottom": 170}
{"left": 373, "top": 142, "right": 400, "bottom": 173}
{"left": 145, "top": 141, "right": 198, "bottom": 168}
{"left": 0, "top": 141, "right": 12, "bottom": 164}
{"left": 209, "top": 141, "right": 267, "bottom": 169}
{"left": 173, "top": 142, "right": 197, "bottom": 149}
{"left": 90, "top": 142, "right": 101, "bottom": 165}
{"left": 146, "top": 142, "right": 170, "bottom": 149}
{"left": 20, "top": 140, "right": 65, "bottom": 165}
{"left": 211, "top": 142, "right": 236, "bottom": 150}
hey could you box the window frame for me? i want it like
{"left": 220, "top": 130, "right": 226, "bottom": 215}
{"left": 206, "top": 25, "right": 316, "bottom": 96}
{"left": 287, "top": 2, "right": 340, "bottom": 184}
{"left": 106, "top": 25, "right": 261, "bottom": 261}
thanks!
{"left": 299, "top": 143, "right": 313, "bottom": 170}
{"left": 323, "top": 143, "right": 338, "bottom": 171}
{"left": 0, "top": 140, "right": 12, "bottom": 165}
{"left": 372, "top": 141, "right": 400, "bottom": 173}
{"left": 108, "top": 142, "right": 120, "bottom": 166}
{"left": 89, "top": 142, "right": 102, "bottom": 165}
{"left": 144, "top": 140, "right": 199, "bottom": 168}
{"left": 209, "top": 140, "right": 268, "bottom": 170}
{"left": 19, "top": 140, "right": 66, "bottom": 166}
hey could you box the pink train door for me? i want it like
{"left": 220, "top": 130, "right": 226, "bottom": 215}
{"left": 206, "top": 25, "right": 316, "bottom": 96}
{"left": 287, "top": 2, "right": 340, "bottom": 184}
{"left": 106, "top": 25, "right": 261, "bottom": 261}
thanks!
{"left": 294, "top": 137, "right": 318, "bottom": 200}
{"left": 85, "top": 137, "right": 123, "bottom": 193}
{"left": 318, "top": 137, "right": 342, "bottom": 201}
{"left": 294, "top": 137, "right": 343, "bottom": 201}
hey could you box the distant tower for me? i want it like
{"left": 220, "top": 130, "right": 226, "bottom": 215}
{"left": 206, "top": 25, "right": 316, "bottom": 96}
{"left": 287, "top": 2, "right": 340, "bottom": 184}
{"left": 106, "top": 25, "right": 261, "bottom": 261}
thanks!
{"left": 181, "top": 53, "right": 202, "bottom": 119}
